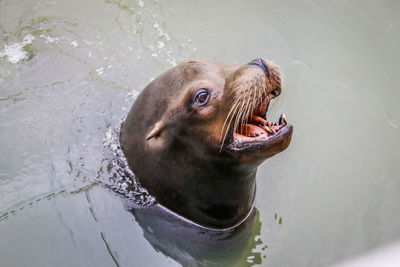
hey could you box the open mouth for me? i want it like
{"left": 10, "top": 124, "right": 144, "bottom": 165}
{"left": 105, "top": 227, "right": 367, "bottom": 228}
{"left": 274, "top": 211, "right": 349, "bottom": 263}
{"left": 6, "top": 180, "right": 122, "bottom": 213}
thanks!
{"left": 221, "top": 58, "right": 293, "bottom": 153}
{"left": 227, "top": 88, "right": 292, "bottom": 151}
{"left": 232, "top": 108, "right": 290, "bottom": 148}
{"left": 235, "top": 112, "right": 288, "bottom": 140}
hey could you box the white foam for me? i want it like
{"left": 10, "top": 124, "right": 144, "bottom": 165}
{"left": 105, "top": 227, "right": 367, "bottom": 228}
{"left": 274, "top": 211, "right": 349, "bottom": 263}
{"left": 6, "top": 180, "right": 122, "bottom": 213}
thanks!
{"left": 166, "top": 56, "right": 177, "bottom": 66}
{"left": 0, "top": 34, "right": 35, "bottom": 64}
{"left": 40, "top": 34, "right": 59, "bottom": 44}
{"left": 96, "top": 67, "right": 104, "bottom": 76}
{"left": 70, "top": 40, "right": 79, "bottom": 48}
{"left": 157, "top": 41, "right": 165, "bottom": 49}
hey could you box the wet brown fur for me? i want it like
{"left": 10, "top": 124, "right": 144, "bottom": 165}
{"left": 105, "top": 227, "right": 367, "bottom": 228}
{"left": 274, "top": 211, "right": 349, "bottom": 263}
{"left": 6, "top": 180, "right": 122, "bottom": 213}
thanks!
{"left": 120, "top": 59, "right": 292, "bottom": 229}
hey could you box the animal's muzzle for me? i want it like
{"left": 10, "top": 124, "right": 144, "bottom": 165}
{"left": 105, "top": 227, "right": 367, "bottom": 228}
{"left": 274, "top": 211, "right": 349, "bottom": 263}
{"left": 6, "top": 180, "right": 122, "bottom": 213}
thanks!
{"left": 247, "top": 58, "right": 270, "bottom": 78}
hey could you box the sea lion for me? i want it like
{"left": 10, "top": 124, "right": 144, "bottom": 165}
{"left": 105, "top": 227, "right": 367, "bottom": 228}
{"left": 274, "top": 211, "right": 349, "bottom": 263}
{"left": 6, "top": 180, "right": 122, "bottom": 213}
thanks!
{"left": 120, "top": 58, "right": 293, "bottom": 229}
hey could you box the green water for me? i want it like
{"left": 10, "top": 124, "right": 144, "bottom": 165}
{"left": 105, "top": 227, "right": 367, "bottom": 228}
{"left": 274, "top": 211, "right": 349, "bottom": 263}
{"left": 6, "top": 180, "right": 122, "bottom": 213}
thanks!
{"left": 1, "top": 0, "right": 399, "bottom": 266}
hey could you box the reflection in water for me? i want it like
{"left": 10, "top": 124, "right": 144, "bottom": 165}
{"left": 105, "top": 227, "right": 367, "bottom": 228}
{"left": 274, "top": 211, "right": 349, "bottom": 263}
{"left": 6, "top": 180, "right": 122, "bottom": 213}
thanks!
{"left": 126, "top": 201, "right": 266, "bottom": 267}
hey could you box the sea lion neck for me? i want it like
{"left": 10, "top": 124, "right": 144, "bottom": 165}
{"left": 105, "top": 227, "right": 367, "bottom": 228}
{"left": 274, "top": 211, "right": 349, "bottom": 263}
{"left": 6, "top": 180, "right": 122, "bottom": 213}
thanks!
{"left": 141, "top": 142, "right": 258, "bottom": 229}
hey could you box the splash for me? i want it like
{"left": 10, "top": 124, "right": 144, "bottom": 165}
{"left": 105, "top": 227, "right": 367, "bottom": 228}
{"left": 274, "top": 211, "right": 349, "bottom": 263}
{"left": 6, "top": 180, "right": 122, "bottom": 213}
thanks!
{"left": 0, "top": 34, "right": 35, "bottom": 64}
{"left": 103, "top": 127, "right": 156, "bottom": 206}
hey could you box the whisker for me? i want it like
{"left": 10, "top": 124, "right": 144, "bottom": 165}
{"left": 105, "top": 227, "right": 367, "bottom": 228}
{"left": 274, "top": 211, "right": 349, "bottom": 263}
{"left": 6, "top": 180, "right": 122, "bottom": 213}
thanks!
{"left": 220, "top": 97, "right": 241, "bottom": 139}
{"left": 245, "top": 81, "right": 256, "bottom": 135}
{"left": 255, "top": 76, "right": 261, "bottom": 108}
{"left": 219, "top": 98, "right": 241, "bottom": 150}
{"left": 231, "top": 95, "right": 247, "bottom": 143}
{"left": 235, "top": 90, "right": 248, "bottom": 136}
{"left": 242, "top": 86, "right": 253, "bottom": 135}
{"left": 257, "top": 76, "right": 264, "bottom": 105}
{"left": 219, "top": 69, "right": 279, "bottom": 151}
{"left": 242, "top": 97, "right": 251, "bottom": 136}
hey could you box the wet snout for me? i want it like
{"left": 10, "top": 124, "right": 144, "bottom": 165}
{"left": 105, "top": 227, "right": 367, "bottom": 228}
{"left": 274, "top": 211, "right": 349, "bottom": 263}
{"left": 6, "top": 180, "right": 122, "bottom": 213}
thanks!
{"left": 247, "top": 58, "right": 270, "bottom": 78}
{"left": 246, "top": 58, "right": 281, "bottom": 99}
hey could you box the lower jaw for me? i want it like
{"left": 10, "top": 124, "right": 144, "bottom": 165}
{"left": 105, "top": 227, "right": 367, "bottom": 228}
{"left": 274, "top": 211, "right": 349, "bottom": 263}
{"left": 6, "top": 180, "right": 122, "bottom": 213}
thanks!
{"left": 223, "top": 124, "right": 293, "bottom": 169}
{"left": 231, "top": 124, "right": 291, "bottom": 149}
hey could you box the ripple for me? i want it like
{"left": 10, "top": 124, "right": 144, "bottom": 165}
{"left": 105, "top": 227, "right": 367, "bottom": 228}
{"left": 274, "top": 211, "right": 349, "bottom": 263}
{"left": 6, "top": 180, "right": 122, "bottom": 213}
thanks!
{"left": 102, "top": 127, "right": 156, "bottom": 207}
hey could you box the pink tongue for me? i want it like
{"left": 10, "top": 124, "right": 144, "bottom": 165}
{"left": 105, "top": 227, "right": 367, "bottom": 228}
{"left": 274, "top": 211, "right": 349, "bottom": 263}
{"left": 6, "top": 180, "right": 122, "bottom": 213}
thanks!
{"left": 238, "top": 123, "right": 267, "bottom": 136}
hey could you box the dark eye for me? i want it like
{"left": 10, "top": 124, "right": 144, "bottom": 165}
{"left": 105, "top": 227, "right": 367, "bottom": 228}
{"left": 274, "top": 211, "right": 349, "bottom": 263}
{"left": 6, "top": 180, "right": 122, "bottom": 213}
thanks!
{"left": 194, "top": 89, "right": 210, "bottom": 106}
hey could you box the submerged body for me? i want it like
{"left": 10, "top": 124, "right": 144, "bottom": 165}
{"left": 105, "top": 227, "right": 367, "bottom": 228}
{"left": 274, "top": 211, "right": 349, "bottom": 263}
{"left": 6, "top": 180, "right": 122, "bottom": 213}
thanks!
{"left": 120, "top": 58, "right": 293, "bottom": 229}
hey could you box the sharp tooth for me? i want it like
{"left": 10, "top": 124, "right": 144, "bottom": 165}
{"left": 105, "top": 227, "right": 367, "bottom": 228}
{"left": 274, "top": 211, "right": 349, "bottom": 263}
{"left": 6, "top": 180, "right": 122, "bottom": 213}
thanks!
{"left": 263, "top": 125, "right": 274, "bottom": 135}
{"left": 281, "top": 113, "right": 287, "bottom": 125}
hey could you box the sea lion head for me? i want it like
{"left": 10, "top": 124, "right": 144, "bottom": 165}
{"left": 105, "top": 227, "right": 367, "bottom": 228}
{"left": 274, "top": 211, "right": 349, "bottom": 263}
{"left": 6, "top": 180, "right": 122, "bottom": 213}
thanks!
{"left": 120, "top": 58, "right": 293, "bottom": 229}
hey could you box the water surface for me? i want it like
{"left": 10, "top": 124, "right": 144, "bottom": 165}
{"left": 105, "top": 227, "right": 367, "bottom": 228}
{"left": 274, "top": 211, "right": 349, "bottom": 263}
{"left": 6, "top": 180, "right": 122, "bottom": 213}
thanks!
{"left": 1, "top": 0, "right": 399, "bottom": 266}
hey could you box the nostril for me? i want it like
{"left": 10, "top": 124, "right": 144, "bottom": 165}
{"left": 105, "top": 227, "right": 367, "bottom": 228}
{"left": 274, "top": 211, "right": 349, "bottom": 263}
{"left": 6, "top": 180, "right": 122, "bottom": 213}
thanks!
{"left": 247, "top": 58, "right": 270, "bottom": 78}
{"left": 248, "top": 58, "right": 264, "bottom": 66}
{"left": 269, "top": 88, "right": 281, "bottom": 98}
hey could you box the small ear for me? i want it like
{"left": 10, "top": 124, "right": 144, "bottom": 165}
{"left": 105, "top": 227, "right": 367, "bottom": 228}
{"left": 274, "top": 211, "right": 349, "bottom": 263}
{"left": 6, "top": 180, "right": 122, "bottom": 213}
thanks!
{"left": 145, "top": 120, "right": 165, "bottom": 141}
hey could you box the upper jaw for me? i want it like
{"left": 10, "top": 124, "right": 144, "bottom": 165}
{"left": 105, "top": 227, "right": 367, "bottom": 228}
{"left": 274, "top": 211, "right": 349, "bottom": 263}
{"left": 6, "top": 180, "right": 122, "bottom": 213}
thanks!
{"left": 254, "top": 97, "right": 269, "bottom": 118}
